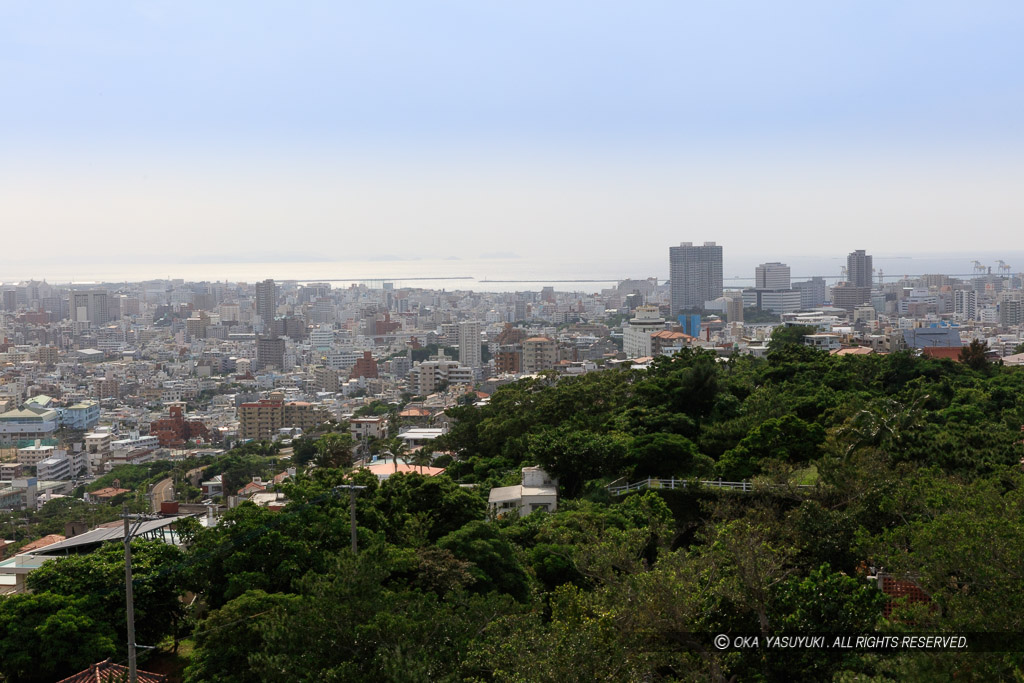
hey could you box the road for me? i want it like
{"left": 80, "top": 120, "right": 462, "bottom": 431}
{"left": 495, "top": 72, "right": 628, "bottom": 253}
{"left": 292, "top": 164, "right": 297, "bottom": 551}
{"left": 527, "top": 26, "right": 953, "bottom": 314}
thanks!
{"left": 151, "top": 477, "right": 174, "bottom": 512}
{"left": 151, "top": 465, "right": 210, "bottom": 512}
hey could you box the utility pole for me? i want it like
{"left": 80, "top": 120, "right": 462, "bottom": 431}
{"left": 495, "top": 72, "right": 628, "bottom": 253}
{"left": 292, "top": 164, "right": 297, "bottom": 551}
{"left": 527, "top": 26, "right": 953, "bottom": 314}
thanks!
{"left": 123, "top": 507, "right": 159, "bottom": 683}
{"left": 123, "top": 505, "right": 138, "bottom": 683}
{"left": 333, "top": 484, "right": 366, "bottom": 553}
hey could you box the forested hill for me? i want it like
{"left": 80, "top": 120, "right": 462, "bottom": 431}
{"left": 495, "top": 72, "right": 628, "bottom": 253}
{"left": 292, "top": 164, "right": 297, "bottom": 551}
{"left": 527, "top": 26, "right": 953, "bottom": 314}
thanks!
{"left": 442, "top": 343, "right": 1024, "bottom": 489}
{"left": 4, "top": 342, "right": 1024, "bottom": 681}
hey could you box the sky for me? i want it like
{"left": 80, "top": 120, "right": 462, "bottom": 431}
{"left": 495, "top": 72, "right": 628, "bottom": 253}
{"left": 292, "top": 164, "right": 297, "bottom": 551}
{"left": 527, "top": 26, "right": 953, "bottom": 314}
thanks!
{"left": 2, "top": 2, "right": 1024, "bottom": 278}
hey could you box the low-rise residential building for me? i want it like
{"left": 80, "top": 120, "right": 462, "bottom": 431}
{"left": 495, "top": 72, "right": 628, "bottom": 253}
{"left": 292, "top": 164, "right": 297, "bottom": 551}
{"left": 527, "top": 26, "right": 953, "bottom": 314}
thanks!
{"left": 149, "top": 405, "right": 212, "bottom": 447}
{"left": 804, "top": 333, "right": 842, "bottom": 351}
{"left": 350, "top": 416, "right": 387, "bottom": 442}
{"left": 397, "top": 427, "right": 446, "bottom": 448}
{"left": 488, "top": 467, "right": 558, "bottom": 517}
{"left": 522, "top": 337, "right": 557, "bottom": 374}
{"left": 16, "top": 443, "right": 59, "bottom": 468}
{"left": 110, "top": 434, "right": 160, "bottom": 452}
{"left": 407, "top": 356, "right": 474, "bottom": 395}
{"left": 35, "top": 450, "right": 88, "bottom": 480}
{"left": 57, "top": 400, "right": 100, "bottom": 430}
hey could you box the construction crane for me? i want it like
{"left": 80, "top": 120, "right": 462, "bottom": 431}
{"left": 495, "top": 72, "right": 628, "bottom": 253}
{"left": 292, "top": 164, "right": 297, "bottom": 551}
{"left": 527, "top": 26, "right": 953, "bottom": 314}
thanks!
{"left": 997, "top": 260, "right": 1011, "bottom": 277}
{"left": 971, "top": 260, "right": 986, "bottom": 276}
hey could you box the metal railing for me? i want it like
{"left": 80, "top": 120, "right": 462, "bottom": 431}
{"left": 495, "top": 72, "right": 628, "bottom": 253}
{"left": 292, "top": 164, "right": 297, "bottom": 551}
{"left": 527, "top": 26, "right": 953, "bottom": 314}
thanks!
{"left": 607, "top": 477, "right": 814, "bottom": 495}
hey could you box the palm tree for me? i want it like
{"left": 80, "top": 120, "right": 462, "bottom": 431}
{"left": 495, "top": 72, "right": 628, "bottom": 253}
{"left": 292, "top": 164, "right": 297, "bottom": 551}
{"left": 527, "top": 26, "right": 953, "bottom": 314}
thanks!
{"left": 840, "top": 395, "right": 929, "bottom": 457}
{"left": 411, "top": 447, "right": 434, "bottom": 474}
{"left": 314, "top": 433, "right": 354, "bottom": 469}
{"left": 384, "top": 437, "right": 409, "bottom": 474}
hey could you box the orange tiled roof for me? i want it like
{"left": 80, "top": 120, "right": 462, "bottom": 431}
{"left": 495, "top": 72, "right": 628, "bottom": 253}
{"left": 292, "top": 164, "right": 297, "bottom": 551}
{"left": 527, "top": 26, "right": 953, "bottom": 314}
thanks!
{"left": 57, "top": 659, "right": 165, "bottom": 683}
{"left": 921, "top": 347, "right": 962, "bottom": 361}
{"left": 831, "top": 346, "right": 874, "bottom": 356}
{"left": 399, "top": 407, "right": 431, "bottom": 417}
{"left": 362, "top": 462, "right": 445, "bottom": 477}
{"left": 90, "top": 487, "right": 131, "bottom": 499}
{"left": 19, "top": 534, "right": 66, "bottom": 553}
{"left": 651, "top": 330, "right": 696, "bottom": 340}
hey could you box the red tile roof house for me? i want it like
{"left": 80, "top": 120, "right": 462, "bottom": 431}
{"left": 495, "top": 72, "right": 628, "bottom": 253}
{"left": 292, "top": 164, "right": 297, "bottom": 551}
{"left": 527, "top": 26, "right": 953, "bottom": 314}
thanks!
{"left": 874, "top": 571, "right": 934, "bottom": 619}
{"left": 237, "top": 477, "right": 268, "bottom": 497}
{"left": 57, "top": 658, "right": 165, "bottom": 682}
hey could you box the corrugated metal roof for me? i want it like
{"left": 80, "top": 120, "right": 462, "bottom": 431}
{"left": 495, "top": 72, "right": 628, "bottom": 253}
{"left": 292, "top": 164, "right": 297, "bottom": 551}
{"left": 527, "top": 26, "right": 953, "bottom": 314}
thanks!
{"left": 31, "top": 515, "right": 192, "bottom": 555}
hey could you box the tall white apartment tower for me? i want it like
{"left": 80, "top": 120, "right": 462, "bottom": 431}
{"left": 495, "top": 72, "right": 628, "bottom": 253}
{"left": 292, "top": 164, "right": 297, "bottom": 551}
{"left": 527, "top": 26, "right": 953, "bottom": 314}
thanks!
{"left": 458, "top": 321, "right": 483, "bottom": 368}
{"left": 669, "top": 242, "right": 723, "bottom": 315}
{"left": 953, "top": 289, "right": 977, "bottom": 321}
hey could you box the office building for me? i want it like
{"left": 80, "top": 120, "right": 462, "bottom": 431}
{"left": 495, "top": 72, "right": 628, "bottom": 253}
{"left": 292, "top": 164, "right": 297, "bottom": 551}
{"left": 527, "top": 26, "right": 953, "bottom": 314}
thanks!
{"left": 744, "top": 261, "right": 800, "bottom": 313}
{"left": 669, "top": 242, "right": 723, "bottom": 315}
{"left": 70, "top": 290, "right": 110, "bottom": 327}
{"left": 831, "top": 284, "right": 872, "bottom": 313}
{"left": 793, "top": 277, "right": 827, "bottom": 309}
{"left": 742, "top": 288, "right": 802, "bottom": 314}
{"left": 755, "top": 262, "right": 791, "bottom": 290}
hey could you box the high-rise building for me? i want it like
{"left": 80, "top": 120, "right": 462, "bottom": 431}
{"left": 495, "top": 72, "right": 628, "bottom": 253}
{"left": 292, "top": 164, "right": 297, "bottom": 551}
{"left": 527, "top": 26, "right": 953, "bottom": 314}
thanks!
{"left": 793, "top": 277, "right": 827, "bottom": 310}
{"left": 254, "top": 279, "right": 277, "bottom": 330}
{"left": 725, "top": 297, "right": 743, "bottom": 323}
{"left": 458, "top": 321, "right": 483, "bottom": 368}
{"left": 847, "top": 250, "right": 873, "bottom": 288}
{"left": 745, "top": 261, "right": 800, "bottom": 313}
{"left": 953, "top": 289, "right": 977, "bottom": 321}
{"left": 669, "top": 242, "right": 723, "bottom": 315}
{"left": 255, "top": 335, "right": 286, "bottom": 371}
{"left": 830, "top": 284, "right": 871, "bottom": 313}
{"left": 70, "top": 290, "right": 110, "bottom": 327}
{"left": 755, "top": 262, "right": 791, "bottom": 290}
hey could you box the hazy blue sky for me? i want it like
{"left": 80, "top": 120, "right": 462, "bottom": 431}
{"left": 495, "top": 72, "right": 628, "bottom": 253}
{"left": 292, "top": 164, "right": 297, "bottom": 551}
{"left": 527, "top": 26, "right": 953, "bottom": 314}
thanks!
{"left": 2, "top": 2, "right": 1024, "bottom": 274}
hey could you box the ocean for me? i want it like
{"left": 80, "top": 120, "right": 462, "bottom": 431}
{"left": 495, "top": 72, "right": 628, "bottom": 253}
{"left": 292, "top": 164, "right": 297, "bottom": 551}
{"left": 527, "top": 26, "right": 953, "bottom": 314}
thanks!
{"left": 2, "top": 252, "right": 1021, "bottom": 293}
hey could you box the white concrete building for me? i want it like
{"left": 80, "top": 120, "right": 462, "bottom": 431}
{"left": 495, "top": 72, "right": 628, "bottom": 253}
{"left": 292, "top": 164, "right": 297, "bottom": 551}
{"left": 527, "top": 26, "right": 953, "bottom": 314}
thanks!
{"left": 804, "top": 333, "right": 842, "bottom": 351}
{"left": 458, "top": 321, "right": 482, "bottom": 369}
{"left": 623, "top": 306, "right": 665, "bottom": 359}
{"left": 350, "top": 416, "right": 388, "bottom": 442}
{"left": 488, "top": 467, "right": 558, "bottom": 517}
{"left": 35, "top": 451, "right": 88, "bottom": 481}
{"left": 755, "top": 262, "right": 791, "bottom": 290}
